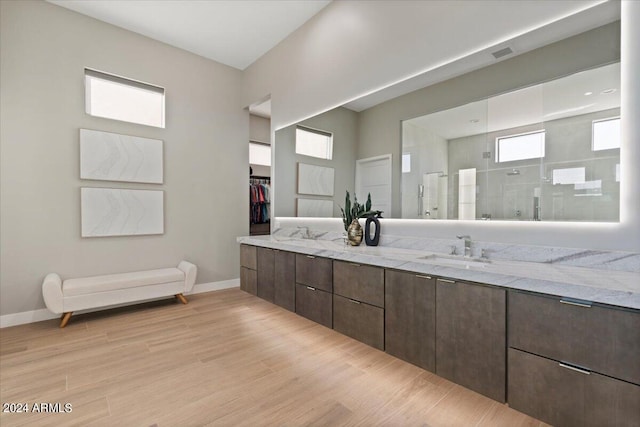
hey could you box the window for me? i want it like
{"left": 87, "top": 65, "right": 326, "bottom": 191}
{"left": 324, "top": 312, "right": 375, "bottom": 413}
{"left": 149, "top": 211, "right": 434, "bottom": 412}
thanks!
{"left": 553, "top": 167, "right": 585, "bottom": 185}
{"left": 295, "top": 126, "right": 333, "bottom": 160}
{"left": 496, "top": 130, "right": 545, "bottom": 163}
{"left": 592, "top": 118, "right": 620, "bottom": 151}
{"left": 249, "top": 142, "right": 271, "bottom": 166}
{"left": 402, "top": 153, "right": 411, "bottom": 173}
{"left": 85, "top": 68, "right": 165, "bottom": 128}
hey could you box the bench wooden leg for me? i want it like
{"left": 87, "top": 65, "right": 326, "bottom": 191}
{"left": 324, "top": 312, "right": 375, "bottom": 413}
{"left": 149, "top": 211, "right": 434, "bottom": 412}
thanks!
{"left": 60, "top": 312, "right": 72, "bottom": 328}
{"left": 175, "top": 294, "right": 188, "bottom": 304}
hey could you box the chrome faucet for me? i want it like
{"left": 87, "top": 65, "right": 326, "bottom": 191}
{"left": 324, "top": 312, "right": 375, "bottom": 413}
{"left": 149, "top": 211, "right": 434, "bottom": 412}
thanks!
{"left": 456, "top": 235, "right": 472, "bottom": 257}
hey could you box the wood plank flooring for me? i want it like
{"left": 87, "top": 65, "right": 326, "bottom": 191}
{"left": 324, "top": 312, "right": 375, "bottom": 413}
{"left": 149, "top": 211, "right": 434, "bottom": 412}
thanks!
{"left": 0, "top": 288, "right": 548, "bottom": 426}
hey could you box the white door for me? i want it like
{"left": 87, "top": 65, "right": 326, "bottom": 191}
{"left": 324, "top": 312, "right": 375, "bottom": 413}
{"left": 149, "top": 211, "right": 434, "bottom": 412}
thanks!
{"left": 355, "top": 154, "right": 392, "bottom": 218}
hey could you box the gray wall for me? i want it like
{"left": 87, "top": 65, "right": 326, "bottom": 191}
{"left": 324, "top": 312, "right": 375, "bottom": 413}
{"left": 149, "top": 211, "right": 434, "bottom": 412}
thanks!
{"left": 357, "top": 22, "right": 620, "bottom": 218}
{"left": 274, "top": 107, "right": 358, "bottom": 217}
{"left": 0, "top": 1, "right": 248, "bottom": 316}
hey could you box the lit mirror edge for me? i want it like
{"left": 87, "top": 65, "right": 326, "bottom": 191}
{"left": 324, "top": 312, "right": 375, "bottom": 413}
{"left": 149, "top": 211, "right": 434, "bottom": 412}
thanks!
{"left": 269, "top": 8, "right": 640, "bottom": 252}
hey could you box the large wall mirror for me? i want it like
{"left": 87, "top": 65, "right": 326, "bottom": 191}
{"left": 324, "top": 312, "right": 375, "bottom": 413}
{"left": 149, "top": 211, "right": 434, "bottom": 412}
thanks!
{"left": 273, "top": 7, "right": 621, "bottom": 225}
{"left": 402, "top": 62, "right": 620, "bottom": 222}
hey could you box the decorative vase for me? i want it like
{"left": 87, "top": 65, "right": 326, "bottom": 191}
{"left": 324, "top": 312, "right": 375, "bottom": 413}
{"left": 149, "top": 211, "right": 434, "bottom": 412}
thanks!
{"left": 364, "top": 216, "right": 381, "bottom": 246}
{"left": 347, "top": 219, "right": 363, "bottom": 246}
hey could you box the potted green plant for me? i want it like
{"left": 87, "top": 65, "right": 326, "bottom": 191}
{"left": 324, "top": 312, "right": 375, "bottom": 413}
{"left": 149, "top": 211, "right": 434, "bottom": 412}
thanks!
{"left": 339, "top": 191, "right": 382, "bottom": 246}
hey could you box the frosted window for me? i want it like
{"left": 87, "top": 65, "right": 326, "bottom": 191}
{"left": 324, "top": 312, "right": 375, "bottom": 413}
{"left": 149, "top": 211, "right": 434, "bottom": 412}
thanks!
{"left": 402, "top": 153, "right": 411, "bottom": 173}
{"left": 553, "top": 167, "right": 585, "bottom": 185}
{"left": 85, "top": 69, "right": 165, "bottom": 128}
{"left": 592, "top": 118, "right": 620, "bottom": 151}
{"left": 296, "top": 126, "right": 333, "bottom": 160}
{"left": 496, "top": 131, "right": 545, "bottom": 163}
{"left": 249, "top": 142, "right": 271, "bottom": 166}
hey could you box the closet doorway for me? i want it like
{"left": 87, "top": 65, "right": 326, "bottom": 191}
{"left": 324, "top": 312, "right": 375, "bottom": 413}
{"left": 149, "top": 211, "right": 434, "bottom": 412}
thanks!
{"left": 249, "top": 102, "right": 272, "bottom": 235}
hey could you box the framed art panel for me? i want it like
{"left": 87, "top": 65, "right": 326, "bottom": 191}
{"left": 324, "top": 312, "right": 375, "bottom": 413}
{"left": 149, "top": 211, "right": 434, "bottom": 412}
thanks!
{"left": 81, "top": 188, "right": 164, "bottom": 237}
{"left": 297, "top": 163, "right": 335, "bottom": 196}
{"left": 297, "top": 198, "right": 334, "bottom": 218}
{"left": 80, "top": 129, "right": 163, "bottom": 184}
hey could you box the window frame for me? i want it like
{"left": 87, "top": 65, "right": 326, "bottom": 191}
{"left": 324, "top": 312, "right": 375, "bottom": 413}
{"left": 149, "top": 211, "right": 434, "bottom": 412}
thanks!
{"left": 295, "top": 125, "right": 333, "bottom": 160}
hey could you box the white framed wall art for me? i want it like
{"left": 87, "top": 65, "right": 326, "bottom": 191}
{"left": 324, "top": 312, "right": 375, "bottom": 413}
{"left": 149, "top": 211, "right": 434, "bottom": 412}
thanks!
{"left": 80, "top": 129, "right": 163, "bottom": 184}
{"left": 81, "top": 187, "right": 164, "bottom": 237}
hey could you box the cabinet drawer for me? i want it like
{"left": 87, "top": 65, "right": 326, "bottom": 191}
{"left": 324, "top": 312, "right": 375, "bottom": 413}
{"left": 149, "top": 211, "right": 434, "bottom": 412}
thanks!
{"left": 240, "top": 244, "right": 257, "bottom": 269}
{"left": 333, "top": 261, "right": 384, "bottom": 307}
{"left": 509, "top": 348, "right": 640, "bottom": 427}
{"left": 333, "top": 294, "right": 384, "bottom": 350}
{"left": 295, "top": 254, "right": 332, "bottom": 292}
{"left": 509, "top": 291, "right": 640, "bottom": 385}
{"left": 295, "top": 284, "right": 332, "bottom": 328}
{"left": 240, "top": 266, "right": 257, "bottom": 295}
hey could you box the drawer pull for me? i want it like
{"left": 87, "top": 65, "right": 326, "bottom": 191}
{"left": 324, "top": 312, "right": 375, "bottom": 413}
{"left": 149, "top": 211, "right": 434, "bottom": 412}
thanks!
{"left": 560, "top": 298, "right": 592, "bottom": 308}
{"left": 306, "top": 286, "right": 316, "bottom": 291}
{"left": 437, "top": 279, "right": 455, "bottom": 284}
{"left": 415, "top": 274, "right": 432, "bottom": 280}
{"left": 559, "top": 362, "right": 591, "bottom": 375}
{"left": 349, "top": 263, "right": 361, "bottom": 267}
{"left": 349, "top": 299, "right": 361, "bottom": 304}
{"left": 306, "top": 255, "right": 316, "bottom": 259}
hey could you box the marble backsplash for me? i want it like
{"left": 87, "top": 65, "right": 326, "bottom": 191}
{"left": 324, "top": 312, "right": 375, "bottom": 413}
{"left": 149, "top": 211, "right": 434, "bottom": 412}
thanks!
{"left": 273, "top": 227, "right": 640, "bottom": 273}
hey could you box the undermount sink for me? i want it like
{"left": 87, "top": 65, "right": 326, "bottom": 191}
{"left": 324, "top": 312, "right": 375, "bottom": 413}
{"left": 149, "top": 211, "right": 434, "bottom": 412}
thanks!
{"left": 419, "top": 254, "right": 491, "bottom": 268}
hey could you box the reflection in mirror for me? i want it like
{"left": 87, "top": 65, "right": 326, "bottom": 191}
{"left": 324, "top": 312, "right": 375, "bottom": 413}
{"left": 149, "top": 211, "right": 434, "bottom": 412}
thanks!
{"left": 402, "top": 62, "right": 620, "bottom": 222}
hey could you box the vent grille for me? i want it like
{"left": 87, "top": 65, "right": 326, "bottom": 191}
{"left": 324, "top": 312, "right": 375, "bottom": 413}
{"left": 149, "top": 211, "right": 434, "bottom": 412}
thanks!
{"left": 492, "top": 47, "right": 513, "bottom": 59}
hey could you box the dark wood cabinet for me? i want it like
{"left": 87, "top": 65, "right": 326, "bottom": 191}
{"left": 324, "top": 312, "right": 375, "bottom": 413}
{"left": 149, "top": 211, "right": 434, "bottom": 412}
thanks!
{"left": 240, "top": 266, "right": 257, "bottom": 295}
{"left": 257, "top": 247, "right": 275, "bottom": 302}
{"left": 332, "top": 260, "right": 384, "bottom": 350}
{"left": 241, "top": 242, "right": 638, "bottom": 427}
{"left": 385, "top": 270, "right": 436, "bottom": 372}
{"left": 436, "top": 278, "right": 506, "bottom": 403}
{"left": 240, "top": 244, "right": 257, "bottom": 270}
{"left": 274, "top": 250, "right": 295, "bottom": 312}
{"left": 508, "top": 290, "right": 640, "bottom": 426}
{"left": 509, "top": 291, "right": 640, "bottom": 385}
{"left": 295, "top": 284, "right": 332, "bottom": 328}
{"left": 333, "top": 294, "right": 384, "bottom": 350}
{"left": 333, "top": 261, "right": 384, "bottom": 307}
{"left": 240, "top": 244, "right": 257, "bottom": 295}
{"left": 509, "top": 348, "right": 640, "bottom": 427}
{"left": 295, "top": 254, "right": 332, "bottom": 292}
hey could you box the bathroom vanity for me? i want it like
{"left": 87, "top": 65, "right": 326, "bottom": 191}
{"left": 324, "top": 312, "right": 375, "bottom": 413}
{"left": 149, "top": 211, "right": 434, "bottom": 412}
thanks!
{"left": 237, "top": 234, "right": 640, "bottom": 426}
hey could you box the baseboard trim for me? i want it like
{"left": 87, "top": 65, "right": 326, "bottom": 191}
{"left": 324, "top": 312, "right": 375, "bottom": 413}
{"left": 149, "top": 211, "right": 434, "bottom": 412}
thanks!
{"left": 0, "top": 278, "right": 240, "bottom": 329}
{"left": 190, "top": 278, "right": 239, "bottom": 294}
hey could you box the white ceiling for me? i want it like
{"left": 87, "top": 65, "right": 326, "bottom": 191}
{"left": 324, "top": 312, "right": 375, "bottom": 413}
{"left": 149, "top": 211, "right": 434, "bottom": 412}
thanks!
{"left": 47, "top": 0, "right": 331, "bottom": 70}
{"left": 406, "top": 62, "right": 620, "bottom": 140}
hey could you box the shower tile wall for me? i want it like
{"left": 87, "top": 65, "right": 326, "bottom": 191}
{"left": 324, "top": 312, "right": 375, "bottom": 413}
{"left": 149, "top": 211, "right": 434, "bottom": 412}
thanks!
{"left": 447, "top": 108, "right": 620, "bottom": 221}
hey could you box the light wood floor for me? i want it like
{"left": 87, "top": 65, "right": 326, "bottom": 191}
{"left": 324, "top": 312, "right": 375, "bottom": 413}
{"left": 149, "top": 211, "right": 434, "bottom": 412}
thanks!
{"left": 0, "top": 288, "right": 548, "bottom": 427}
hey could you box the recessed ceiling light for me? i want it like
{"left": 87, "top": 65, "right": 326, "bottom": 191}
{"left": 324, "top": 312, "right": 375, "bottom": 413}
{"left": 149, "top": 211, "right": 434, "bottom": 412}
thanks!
{"left": 584, "top": 91, "right": 593, "bottom": 96}
{"left": 469, "top": 119, "right": 479, "bottom": 123}
{"left": 601, "top": 88, "right": 616, "bottom": 94}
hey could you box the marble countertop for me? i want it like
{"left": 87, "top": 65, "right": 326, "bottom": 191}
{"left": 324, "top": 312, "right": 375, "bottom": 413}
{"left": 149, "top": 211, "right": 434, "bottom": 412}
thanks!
{"left": 237, "top": 235, "right": 640, "bottom": 310}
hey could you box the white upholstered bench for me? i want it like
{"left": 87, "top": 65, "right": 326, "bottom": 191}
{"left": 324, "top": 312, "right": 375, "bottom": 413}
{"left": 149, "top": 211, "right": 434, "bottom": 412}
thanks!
{"left": 42, "top": 261, "right": 197, "bottom": 328}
